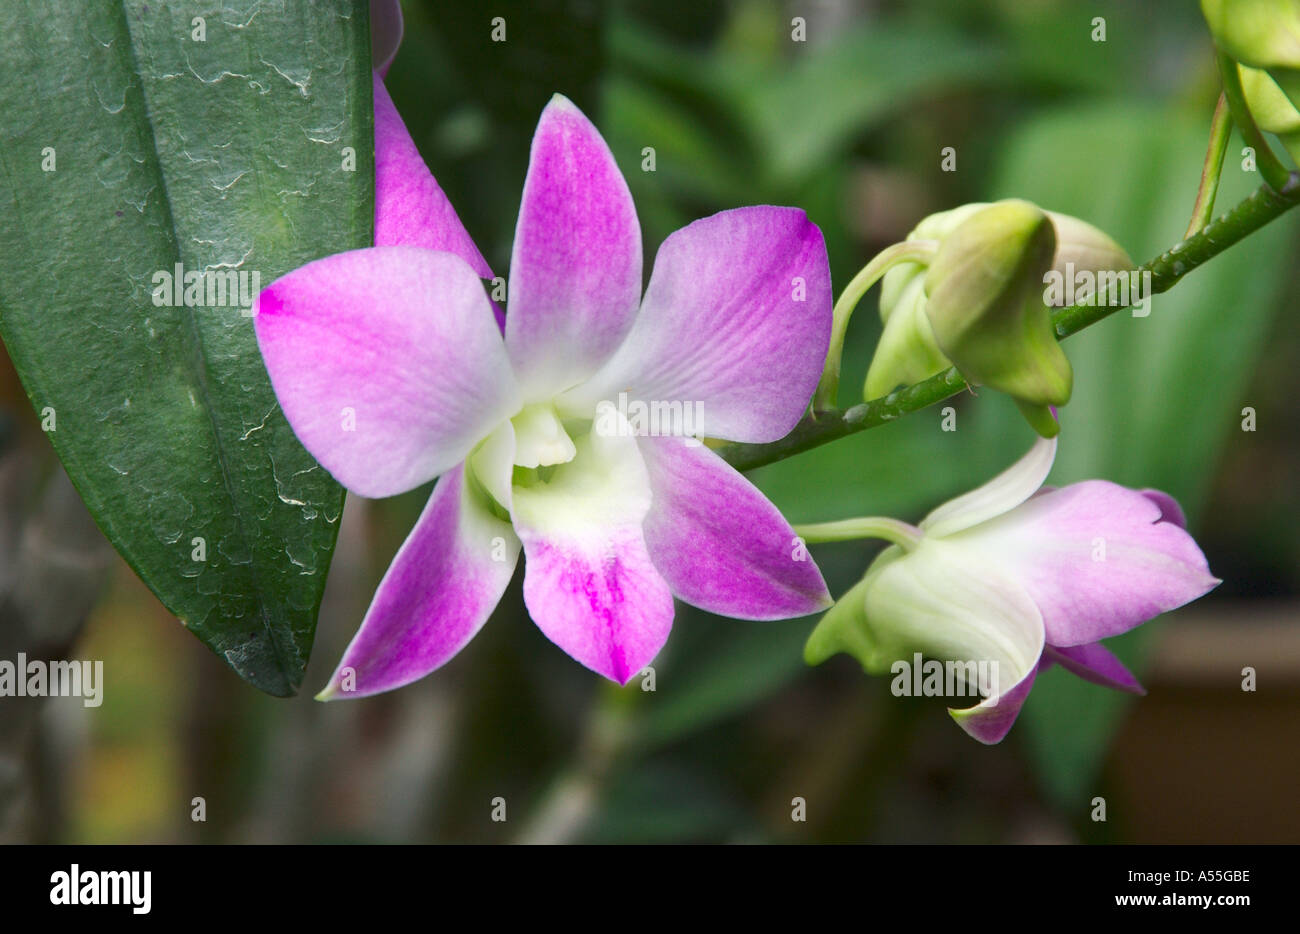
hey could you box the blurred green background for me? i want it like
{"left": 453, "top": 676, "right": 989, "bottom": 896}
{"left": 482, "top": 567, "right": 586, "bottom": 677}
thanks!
{"left": 2, "top": 0, "right": 1298, "bottom": 843}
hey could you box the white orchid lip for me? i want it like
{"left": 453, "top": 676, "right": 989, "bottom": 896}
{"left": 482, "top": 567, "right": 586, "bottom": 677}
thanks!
{"left": 804, "top": 432, "right": 1219, "bottom": 744}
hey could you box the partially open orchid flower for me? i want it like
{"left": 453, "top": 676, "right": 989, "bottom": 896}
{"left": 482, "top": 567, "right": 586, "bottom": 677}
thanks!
{"left": 804, "top": 434, "right": 1219, "bottom": 744}
{"left": 254, "top": 89, "right": 834, "bottom": 697}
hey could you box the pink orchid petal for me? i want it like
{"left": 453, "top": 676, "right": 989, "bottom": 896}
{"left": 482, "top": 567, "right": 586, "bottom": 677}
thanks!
{"left": 373, "top": 76, "right": 492, "bottom": 276}
{"left": 959, "top": 481, "right": 1220, "bottom": 647}
{"left": 511, "top": 427, "right": 674, "bottom": 684}
{"left": 921, "top": 435, "right": 1057, "bottom": 538}
{"left": 638, "top": 436, "right": 831, "bottom": 618}
{"left": 1140, "top": 488, "right": 1187, "bottom": 528}
{"left": 519, "top": 526, "right": 674, "bottom": 685}
{"left": 370, "top": 0, "right": 404, "bottom": 77}
{"left": 254, "top": 246, "right": 519, "bottom": 498}
{"left": 949, "top": 658, "right": 1042, "bottom": 745}
{"left": 505, "top": 95, "right": 642, "bottom": 400}
{"left": 1044, "top": 642, "right": 1145, "bottom": 695}
{"left": 319, "top": 464, "right": 519, "bottom": 699}
{"left": 566, "top": 207, "right": 832, "bottom": 443}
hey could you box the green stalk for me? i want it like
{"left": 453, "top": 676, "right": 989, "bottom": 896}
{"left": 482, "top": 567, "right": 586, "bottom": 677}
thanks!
{"left": 794, "top": 516, "right": 923, "bottom": 550}
{"left": 1217, "top": 50, "right": 1292, "bottom": 193}
{"left": 812, "top": 239, "right": 938, "bottom": 413}
{"left": 1185, "top": 93, "right": 1232, "bottom": 238}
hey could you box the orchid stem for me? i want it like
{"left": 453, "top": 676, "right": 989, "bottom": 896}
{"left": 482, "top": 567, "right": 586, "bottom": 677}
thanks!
{"left": 718, "top": 175, "right": 1300, "bottom": 473}
{"left": 1185, "top": 93, "right": 1231, "bottom": 238}
{"left": 515, "top": 680, "right": 640, "bottom": 844}
{"left": 812, "top": 240, "right": 938, "bottom": 413}
{"left": 795, "top": 517, "right": 923, "bottom": 551}
{"left": 1217, "top": 50, "right": 1292, "bottom": 193}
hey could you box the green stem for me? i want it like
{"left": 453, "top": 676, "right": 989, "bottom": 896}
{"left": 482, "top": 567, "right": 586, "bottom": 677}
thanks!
{"left": 515, "top": 681, "right": 641, "bottom": 844}
{"left": 794, "top": 516, "right": 923, "bottom": 550}
{"left": 718, "top": 177, "right": 1300, "bottom": 473}
{"left": 1185, "top": 93, "right": 1231, "bottom": 238}
{"left": 813, "top": 239, "right": 938, "bottom": 412}
{"left": 1217, "top": 50, "right": 1292, "bottom": 193}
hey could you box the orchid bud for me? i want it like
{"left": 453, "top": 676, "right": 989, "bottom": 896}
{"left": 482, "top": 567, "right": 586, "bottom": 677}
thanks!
{"left": 1240, "top": 64, "right": 1300, "bottom": 131}
{"left": 1201, "top": 0, "right": 1300, "bottom": 72}
{"left": 1042, "top": 210, "right": 1132, "bottom": 285}
{"left": 1203, "top": 0, "right": 1300, "bottom": 116}
{"left": 865, "top": 272, "right": 948, "bottom": 399}
{"left": 865, "top": 204, "right": 985, "bottom": 399}
{"left": 922, "top": 200, "right": 1069, "bottom": 436}
{"left": 1238, "top": 64, "right": 1300, "bottom": 163}
{"left": 865, "top": 203, "right": 1131, "bottom": 418}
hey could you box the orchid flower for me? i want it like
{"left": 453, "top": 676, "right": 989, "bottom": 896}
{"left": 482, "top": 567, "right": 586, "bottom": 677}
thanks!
{"left": 254, "top": 76, "right": 834, "bottom": 696}
{"left": 804, "top": 434, "right": 1219, "bottom": 743}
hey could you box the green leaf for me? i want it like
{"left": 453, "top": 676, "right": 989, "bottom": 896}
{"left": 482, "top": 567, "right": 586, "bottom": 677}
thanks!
{"left": 982, "top": 101, "right": 1299, "bottom": 807}
{"left": 737, "top": 23, "right": 1001, "bottom": 183}
{"left": 0, "top": 1, "right": 374, "bottom": 695}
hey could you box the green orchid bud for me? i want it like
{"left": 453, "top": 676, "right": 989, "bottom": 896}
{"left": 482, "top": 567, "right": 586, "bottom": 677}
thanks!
{"left": 1204, "top": 0, "right": 1300, "bottom": 118}
{"left": 922, "top": 200, "right": 1069, "bottom": 436}
{"left": 865, "top": 273, "right": 948, "bottom": 399}
{"left": 875, "top": 202, "right": 992, "bottom": 331}
{"left": 1042, "top": 210, "right": 1133, "bottom": 283}
{"left": 904, "top": 202, "right": 991, "bottom": 243}
{"left": 864, "top": 204, "right": 1130, "bottom": 415}
{"left": 1238, "top": 64, "right": 1300, "bottom": 163}
{"left": 863, "top": 204, "right": 987, "bottom": 400}
{"left": 1239, "top": 64, "right": 1300, "bottom": 130}
{"left": 1201, "top": 0, "right": 1300, "bottom": 71}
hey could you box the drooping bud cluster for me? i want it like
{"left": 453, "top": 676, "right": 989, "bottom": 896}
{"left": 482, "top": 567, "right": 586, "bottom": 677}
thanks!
{"left": 866, "top": 200, "right": 1131, "bottom": 436}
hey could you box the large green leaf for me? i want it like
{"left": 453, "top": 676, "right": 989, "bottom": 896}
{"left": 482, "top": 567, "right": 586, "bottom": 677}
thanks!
{"left": 0, "top": 1, "right": 374, "bottom": 694}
